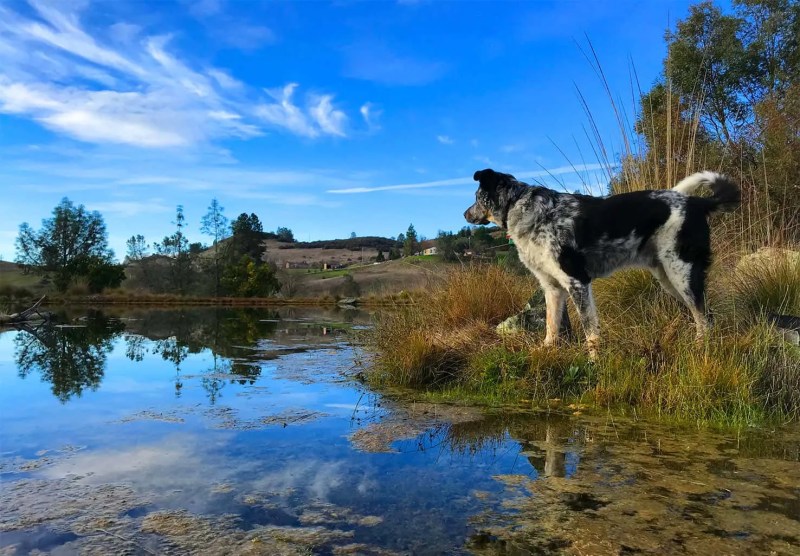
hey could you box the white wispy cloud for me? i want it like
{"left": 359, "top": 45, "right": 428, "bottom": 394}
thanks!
{"left": 436, "top": 135, "right": 454, "bottom": 145}
{"left": 256, "top": 84, "right": 348, "bottom": 138}
{"left": 182, "top": 0, "right": 275, "bottom": 51}
{"left": 327, "top": 163, "right": 608, "bottom": 194}
{"left": 86, "top": 200, "right": 172, "bottom": 217}
{"left": 309, "top": 95, "right": 347, "bottom": 137}
{"left": 0, "top": 1, "right": 351, "bottom": 147}
{"left": 6, "top": 145, "right": 366, "bottom": 206}
{"left": 256, "top": 83, "right": 319, "bottom": 138}
{"left": 359, "top": 102, "right": 381, "bottom": 131}
{"left": 500, "top": 143, "right": 525, "bottom": 153}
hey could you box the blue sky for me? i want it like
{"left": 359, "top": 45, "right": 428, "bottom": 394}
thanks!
{"left": 0, "top": 0, "right": 697, "bottom": 261}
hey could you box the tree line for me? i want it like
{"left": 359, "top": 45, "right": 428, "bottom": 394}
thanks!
{"left": 15, "top": 198, "right": 291, "bottom": 296}
{"left": 13, "top": 200, "right": 457, "bottom": 296}
{"left": 125, "top": 203, "right": 283, "bottom": 297}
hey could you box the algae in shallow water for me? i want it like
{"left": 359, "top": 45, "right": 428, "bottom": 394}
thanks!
{"left": 347, "top": 400, "right": 483, "bottom": 453}
{"left": 467, "top": 416, "right": 800, "bottom": 555}
{"left": 298, "top": 502, "right": 383, "bottom": 528}
{"left": 142, "top": 509, "right": 358, "bottom": 555}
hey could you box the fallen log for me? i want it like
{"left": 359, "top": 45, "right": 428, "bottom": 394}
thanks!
{"left": 0, "top": 295, "right": 51, "bottom": 325}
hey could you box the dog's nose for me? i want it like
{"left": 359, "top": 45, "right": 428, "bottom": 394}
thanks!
{"left": 464, "top": 206, "right": 475, "bottom": 222}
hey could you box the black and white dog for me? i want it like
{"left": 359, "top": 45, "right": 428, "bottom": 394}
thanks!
{"left": 464, "top": 169, "right": 740, "bottom": 358}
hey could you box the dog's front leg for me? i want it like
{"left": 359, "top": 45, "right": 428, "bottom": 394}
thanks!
{"left": 568, "top": 282, "right": 600, "bottom": 359}
{"left": 542, "top": 286, "right": 568, "bottom": 346}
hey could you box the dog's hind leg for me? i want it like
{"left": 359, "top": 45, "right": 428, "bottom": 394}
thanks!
{"left": 567, "top": 282, "right": 600, "bottom": 359}
{"left": 650, "top": 264, "right": 684, "bottom": 303}
{"left": 659, "top": 257, "right": 709, "bottom": 341}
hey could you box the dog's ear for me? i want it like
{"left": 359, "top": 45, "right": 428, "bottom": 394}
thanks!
{"left": 473, "top": 168, "right": 493, "bottom": 182}
{"left": 473, "top": 169, "right": 499, "bottom": 192}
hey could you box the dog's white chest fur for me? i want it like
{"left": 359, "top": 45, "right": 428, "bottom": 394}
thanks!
{"left": 507, "top": 204, "right": 568, "bottom": 282}
{"left": 514, "top": 234, "right": 562, "bottom": 276}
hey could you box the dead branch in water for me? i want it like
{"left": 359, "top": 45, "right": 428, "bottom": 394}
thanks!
{"left": 0, "top": 295, "right": 52, "bottom": 325}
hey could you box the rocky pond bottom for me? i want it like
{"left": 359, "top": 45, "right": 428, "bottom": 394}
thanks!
{"left": 0, "top": 307, "right": 798, "bottom": 555}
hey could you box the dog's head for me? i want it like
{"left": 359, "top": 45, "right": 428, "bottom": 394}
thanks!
{"left": 464, "top": 168, "right": 519, "bottom": 227}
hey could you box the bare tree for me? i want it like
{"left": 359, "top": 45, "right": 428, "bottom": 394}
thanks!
{"left": 201, "top": 199, "right": 229, "bottom": 297}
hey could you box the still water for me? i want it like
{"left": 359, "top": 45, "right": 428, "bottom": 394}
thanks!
{"left": 0, "top": 307, "right": 798, "bottom": 555}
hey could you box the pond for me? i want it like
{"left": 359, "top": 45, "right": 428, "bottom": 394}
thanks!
{"left": 0, "top": 307, "right": 798, "bottom": 555}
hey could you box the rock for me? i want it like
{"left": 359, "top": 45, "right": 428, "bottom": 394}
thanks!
{"left": 779, "top": 328, "right": 800, "bottom": 346}
{"left": 337, "top": 297, "right": 359, "bottom": 307}
{"left": 496, "top": 289, "right": 573, "bottom": 338}
{"left": 496, "top": 290, "right": 546, "bottom": 335}
{"left": 769, "top": 313, "right": 800, "bottom": 346}
{"left": 736, "top": 247, "right": 800, "bottom": 274}
{"left": 769, "top": 313, "right": 800, "bottom": 331}
{"left": 496, "top": 309, "right": 545, "bottom": 335}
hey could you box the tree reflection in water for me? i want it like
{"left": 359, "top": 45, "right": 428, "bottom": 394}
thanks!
{"left": 14, "top": 312, "right": 124, "bottom": 402}
{"left": 14, "top": 307, "right": 348, "bottom": 404}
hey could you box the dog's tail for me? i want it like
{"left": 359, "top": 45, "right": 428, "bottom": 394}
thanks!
{"left": 672, "top": 171, "right": 741, "bottom": 213}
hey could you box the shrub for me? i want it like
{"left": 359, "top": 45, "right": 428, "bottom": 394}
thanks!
{"left": 336, "top": 274, "right": 361, "bottom": 298}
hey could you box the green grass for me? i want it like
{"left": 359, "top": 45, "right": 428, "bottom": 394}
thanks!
{"left": 401, "top": 255, "right": 441, "bottom": 263}
{"left": 366, "top": 263, "right": 800, "bottom": 426}
{"left": 0, "top": 267, "right": 44, "bottom": 303}
{"left": 308, "top": 268, "right": 353, "bottom": 279}
{"left": 0, "top": 270, "right": 41, "bottom": 289}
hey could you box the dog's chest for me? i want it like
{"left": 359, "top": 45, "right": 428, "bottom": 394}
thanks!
{"left": 507, "top": 203, "right": 567, "bottom": 277}
{"left": 514, "top": 233, "right": 562, "bottom": 275}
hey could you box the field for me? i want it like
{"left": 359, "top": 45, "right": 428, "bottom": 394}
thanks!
{"left": 290, "top": 256, "right": 446, "bottom": 297}
{"left": 265, "top": 239, "right": 382, "bottom": 269}
{"left": 0, "top": 261, "right": 42, "bottom": 293}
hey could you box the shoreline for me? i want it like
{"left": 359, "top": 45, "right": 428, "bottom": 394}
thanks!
{"left": 1, "top": 293, "right": 416, "bottom": 308}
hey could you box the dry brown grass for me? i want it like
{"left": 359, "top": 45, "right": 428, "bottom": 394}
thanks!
{"left": 370, "top": 264, "right": 533, "bottom": 387}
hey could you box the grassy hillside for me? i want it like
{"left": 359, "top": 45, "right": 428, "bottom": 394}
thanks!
{"left": 265, "top": 239, "right": 384, "bottom": 269}
{"left": 291, "top": 256, "right": 446, "bottom": 298}
{"left": 0, "top": 261, "right": 41, "bottom": 290}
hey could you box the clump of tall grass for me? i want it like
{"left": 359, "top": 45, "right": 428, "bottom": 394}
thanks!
{"left": 0, "top": 284, "right": 35, "bottom": 301}
{"left": 728, "top": 249, "right": 800, "bottom": 322}
{"left": 369, "top": 265, "right": 533, "bottom": 387}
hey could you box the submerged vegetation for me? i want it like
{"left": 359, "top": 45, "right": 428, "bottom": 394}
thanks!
{"left": 369, "top": 1, "right": 800, "bottom": 425}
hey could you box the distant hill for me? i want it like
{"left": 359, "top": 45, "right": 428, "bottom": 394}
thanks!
{"left": 265, "top": 239, "right": 385, "bottom": 269}
{"left": 280, "top": 236, "right": 398, "bottom": 252}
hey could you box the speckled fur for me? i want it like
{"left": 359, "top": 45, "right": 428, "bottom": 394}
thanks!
{"left": 464, "top": 169, "right": 740, "bottom": 357}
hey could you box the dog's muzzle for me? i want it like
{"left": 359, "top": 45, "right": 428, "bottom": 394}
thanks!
{"left": 464, "top": 203, "right": 489, "bottom": 225}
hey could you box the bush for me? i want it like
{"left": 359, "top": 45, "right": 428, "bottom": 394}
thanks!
{"left": 336, "top": 274, "right": 361, "bottom": 298}
{"left": 369, "top": 265, "right": 533, "bottom": 387}
{"left": 221, "top": 255, "right": 281, "bottom": 297}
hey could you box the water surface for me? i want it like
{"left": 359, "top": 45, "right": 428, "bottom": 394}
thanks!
{"left": 0, "top": 307, "right": 798, "bottom": 555}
